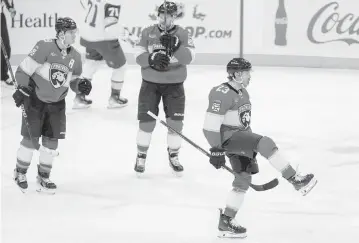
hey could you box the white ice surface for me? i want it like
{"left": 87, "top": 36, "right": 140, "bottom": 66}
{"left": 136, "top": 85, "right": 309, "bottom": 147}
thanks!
{"left": 1, "top": 65, "right": 359, "bottom": 243}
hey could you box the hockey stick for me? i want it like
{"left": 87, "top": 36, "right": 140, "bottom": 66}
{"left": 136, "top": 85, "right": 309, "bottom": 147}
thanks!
{"left": 162, "top": 0, "right": 171, "bottom": 56}
{"left": 147, "top": 111, "right": 279, "bottom": 191}
{"left": 1, "top": 37, "right": 40, "bottom": 151}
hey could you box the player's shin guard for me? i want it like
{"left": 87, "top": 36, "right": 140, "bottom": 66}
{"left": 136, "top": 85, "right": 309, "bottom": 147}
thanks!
{"left": 167, "top": 132, "right": 184, "bottom": 173}
{"left": 269, "top": 150, "right": 317, "bottom": 195}
{"left": 218, "top": 189, "right": 247, "bottom": 238}
{"left": 36, "top": 146, "right": 57, "bottom": 194}
{"left": 108, "top": 67, "right": 128, "bottom": 108}
{"left": 135, "top": 129, "right": 152, "bottom": 174}
{"left": 166, "top": 119, "right": 183, "bottom": 174}
{"left": 14, "top": 144, "right": 35, "bottom": 192}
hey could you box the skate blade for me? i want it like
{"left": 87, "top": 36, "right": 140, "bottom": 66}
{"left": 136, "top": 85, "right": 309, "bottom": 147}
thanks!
{"left": 136, "top": 172, "right": 145, "bottom": 178}
{"left": 107, "top": 103, "right": 128, "bottom": 109}
{"left": 36, "top": 184, "right": 56, "bottom": 195}
{"left": 218, "top": 231, "right": 247, "bottom": 239}
{"left": 171, "top": 170, "right": 183, "bottom": 177}
{"left": 300, "top": 177, "right": 318, "bottom": 196}
{"left": 72, "top": 103, "right": 91, "bottom": 109}
{"left": 14, "top": 182, "right": 28, "bottom": 193}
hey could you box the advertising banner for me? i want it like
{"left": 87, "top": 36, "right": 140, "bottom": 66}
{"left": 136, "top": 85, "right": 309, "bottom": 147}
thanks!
{"left": 261, "top": 0, "right": 359, "bottom": 58}
{"left": 6, "top": 0, "right": 259, "bottom": 55}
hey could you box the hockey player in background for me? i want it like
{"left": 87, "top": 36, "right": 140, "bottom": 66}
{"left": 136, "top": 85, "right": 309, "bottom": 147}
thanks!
{"left": 78, "top": 0, "right": 128, "bottom": 109}
{"left": 204, "top": 58, "right": 317, "bottom": 238}
{"left": 12, "top": 17, "right": 92, "bottom": 194}
{"left": 133, "top": 2, "right": 195, "bottom": 175}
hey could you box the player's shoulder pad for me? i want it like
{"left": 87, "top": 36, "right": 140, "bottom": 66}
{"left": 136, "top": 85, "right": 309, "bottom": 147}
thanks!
{"left": 141, "top": 24, "right": 156, "bottom": 33}
{"left": 36, "top": 38, "right": 55, "bottom": 48}
{"left": 209, "top": 84, "right": 234, "bottom": 104}
{"left": 175, "top": 25, "right": 187, "bottom": 33}
{"left": 32, "top": 38, "right": 54, "bottom": 54}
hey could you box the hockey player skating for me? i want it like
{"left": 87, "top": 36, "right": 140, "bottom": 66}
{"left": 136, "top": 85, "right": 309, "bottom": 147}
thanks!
{"left": 12, "top": 17, "right": 92, "bottom": 194}
{"left": 77, "top": 0, "right": 128, "bottom": 109}
{"left": 203, "top": 58, "right": 317, "bottom": 238}
{"left": 133, "top": 1, "right": 195, "bottom": 176}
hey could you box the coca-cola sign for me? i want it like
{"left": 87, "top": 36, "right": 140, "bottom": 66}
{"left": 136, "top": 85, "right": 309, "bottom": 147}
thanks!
{"left": 307, "top": 1, "right": 359, "bottom": 45}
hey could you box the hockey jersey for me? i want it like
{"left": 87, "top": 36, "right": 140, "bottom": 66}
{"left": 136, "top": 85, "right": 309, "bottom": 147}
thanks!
{"left": 15, "top": 39, "right": 82, "bottom": 103}
{"left": 80, "top": 0, "right": 123, "bottom": 42}
{"left": 203, "top": 82, "right": 252, "bottom": 148}
{"left": 134, "top": 24, "right": 195, "bottom": 84}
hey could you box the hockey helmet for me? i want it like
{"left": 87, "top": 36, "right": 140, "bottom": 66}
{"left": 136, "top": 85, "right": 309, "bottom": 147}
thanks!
{"left": 227, "top": 57, "right": 252, "bottom": 75}
{"left": 55, "top": 17, "right": 77, "bottom": 35}
{"left": 158, "top": 1, "right": 178, "bottom": 17}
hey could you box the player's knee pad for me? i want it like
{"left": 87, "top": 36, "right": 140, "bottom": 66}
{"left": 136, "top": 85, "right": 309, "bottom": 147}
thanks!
{"left": 20, "top": 137, "right": 39, "bottom": 150}
{"left": 139, "top": 120, "right": 156, "bottom": 133}
{"left": 166, "top": 118, "right": 183, "bottom": 134}
{"left": 107, "top": 57, "right": 126, "bottom": 69}
{"left": 232, "top": 172, "right": 252, "bottom": 192}
{"left": 256, "top": 136, "right": 278, "bottom": 159}
{"left": 39, "top": 146, "right": 56, "bottom": 169}
{"left": 42, "top": 137, "right": 58, "bottom": 150}
{"left": 82, "top": 59, "right": 101, "bottom": 79}
{"left": 111, "top": 63, "right": 127, "bottom": 80}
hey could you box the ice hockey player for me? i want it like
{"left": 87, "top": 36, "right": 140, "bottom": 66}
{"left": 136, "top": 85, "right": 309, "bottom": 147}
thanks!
{"left": 78, "top": 0, "right": 128, "bottom": 109}
{"left": 133, "top": 1, "right": 195, "bottom": 175}
{"left": 203, "top": 57, "right": 318, "bottom": 238}
{"left": 12, "top": 17, "right": 92, "bottom": 194}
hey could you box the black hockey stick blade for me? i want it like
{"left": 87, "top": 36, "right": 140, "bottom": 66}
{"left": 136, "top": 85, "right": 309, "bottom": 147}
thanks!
{"left": 250, "top": 178, "right": 279, "bottom": 191}
{"left": 146, "top": 111, "right": 279, "bottom": 191}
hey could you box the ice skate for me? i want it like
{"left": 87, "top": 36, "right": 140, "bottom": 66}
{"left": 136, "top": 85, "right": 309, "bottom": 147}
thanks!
{"left": 134, "top": 152, "right": 147, "bottom": 177}
{"left": 217, "top": 208, "right": 247, "bottom": 238}
{"left": 288, "top": 172, "right": 317, "bottom": 196}
{"left": 107, "top": 94, "right": 128, "bottom": 109}
{"left": 1, "top": 77, "right": 14, "bottom": 86}
{"left": 13, "top": 168, "right": 28, "bottom": 193}
{"left": 36, "top": 166, "right": 56, "bottom": 194}
{"left": 168, "top": 149, "right": 183, "bottom": 177}
{"left": 73, "top": 94, "right": 92, "bottom": 109}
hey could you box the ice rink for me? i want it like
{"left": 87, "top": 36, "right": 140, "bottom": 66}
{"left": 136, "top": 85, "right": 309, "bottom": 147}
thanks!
{"left": 1, "top": 65, "right": 359, "bottom": 243}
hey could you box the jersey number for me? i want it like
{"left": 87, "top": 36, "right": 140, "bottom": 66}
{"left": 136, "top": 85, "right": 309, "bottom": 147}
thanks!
{"left": 216, "top": 85, "right": 230, "bottom": 94}
{"left": 107, "top": 6, "right": 120, "bottom": 18}
{"left": 85, "top": 0, "right": 98, "bottom": 27}
{"left": 85, "top": 1, "right": 121, "bottom": 27}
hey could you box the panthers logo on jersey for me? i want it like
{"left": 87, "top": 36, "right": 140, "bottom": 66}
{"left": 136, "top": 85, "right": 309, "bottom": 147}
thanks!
{"left": 49, "top": 63, "right": 69, "bottom": 88}
{"left": 238, "top": 104, "right": 251, "bottom": 129}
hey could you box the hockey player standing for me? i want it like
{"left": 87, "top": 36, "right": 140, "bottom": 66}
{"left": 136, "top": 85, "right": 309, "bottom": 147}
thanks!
{"left": 78, "top": 0, "right": 128, "bottom": 109}
{"left": 204, "top": 58, "right": 317, "bottom": 238}
{"left": 134, "top": 2, "right": 195, "bottom": 175}
{"left": 12, "top": 17, "right": 92, "bottom": 194}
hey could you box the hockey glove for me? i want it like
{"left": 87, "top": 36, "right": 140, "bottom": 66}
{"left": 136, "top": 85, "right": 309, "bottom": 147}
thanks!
{"left": 209, "top": 147, "right": 226, "bottom": 169}
{"left": 12, "top": 86, "right": 32, "bottom": 108}
{"left": 160, "top": 33, "right": 181, "bottom": 53}
{"left": 148, "top": 51, "right": 170, "bottom": 71}
{"left": 78, "top": 78, "right": 92, "bottom": 95}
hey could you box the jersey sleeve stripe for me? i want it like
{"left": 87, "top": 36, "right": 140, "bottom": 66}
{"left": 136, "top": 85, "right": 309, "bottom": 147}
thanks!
{"left": 19, "top": 56, "right": 41, "bottom": 76}
{"left": 34, "top": 62, "right": 51, "bottom": 82}
{"left": 203, "top": 112, "right": 224, "bottom": 132}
